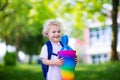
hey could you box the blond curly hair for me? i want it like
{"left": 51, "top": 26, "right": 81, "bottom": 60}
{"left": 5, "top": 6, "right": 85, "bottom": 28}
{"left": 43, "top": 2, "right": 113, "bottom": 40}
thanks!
{"left": 42, "top": 19, "right": 62, "bottom": 37}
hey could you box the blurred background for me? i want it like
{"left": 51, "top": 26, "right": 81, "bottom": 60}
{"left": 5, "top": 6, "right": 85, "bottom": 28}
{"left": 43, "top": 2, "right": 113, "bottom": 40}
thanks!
{"left": 0, "top": 0, "right": 120, "bottom": 80}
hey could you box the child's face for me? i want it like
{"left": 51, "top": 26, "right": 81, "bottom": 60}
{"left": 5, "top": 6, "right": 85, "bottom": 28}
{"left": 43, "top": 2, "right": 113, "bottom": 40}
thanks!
{"left": 48, "top": 25, "right": 61, "bottom": 43}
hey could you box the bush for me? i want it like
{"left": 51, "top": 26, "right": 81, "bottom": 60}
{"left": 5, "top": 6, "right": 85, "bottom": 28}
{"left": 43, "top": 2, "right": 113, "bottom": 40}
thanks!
{"left": 4, "top": 51, "right": 17, "bottom": 66}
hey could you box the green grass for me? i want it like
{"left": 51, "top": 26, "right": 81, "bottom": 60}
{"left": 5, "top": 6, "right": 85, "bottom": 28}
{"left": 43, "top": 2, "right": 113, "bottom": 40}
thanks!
{"left": 0, "top": 64, "right": 44, "bottom": 80}
{"left": 0, "top": 62, "right": 120, "bottom": 80}
{"left": 75, "top": 61, "right": 120, "bottom": 80}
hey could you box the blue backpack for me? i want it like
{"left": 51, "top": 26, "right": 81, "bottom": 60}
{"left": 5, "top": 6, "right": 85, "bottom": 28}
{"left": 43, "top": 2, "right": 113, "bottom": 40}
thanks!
{"left": 40, "top": 41, "right": 63, "bottom": 80}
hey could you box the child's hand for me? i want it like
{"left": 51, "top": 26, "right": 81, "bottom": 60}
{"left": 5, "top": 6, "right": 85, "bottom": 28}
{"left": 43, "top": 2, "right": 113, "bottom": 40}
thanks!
{"left": 55, "top": 58, "right": 64, "bottom": 66}
{"left": 75, "top": 57, "right": 78, "bottom": 65}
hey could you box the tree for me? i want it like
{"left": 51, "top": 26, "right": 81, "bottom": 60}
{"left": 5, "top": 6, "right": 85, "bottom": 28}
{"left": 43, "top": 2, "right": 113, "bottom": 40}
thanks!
{"left": 18, "top": 0, "right": 55, "bottom": 63}
{"left": 0, "top": 0, "right": 55, "bottom": 63}
{"left": 0, "top": 0, "right": 33, "bottom": 61}
{"left": 0, "top": 0, "right": 8, "bottom": 11}
{"left": 20, "top": 34, "right": 45, "bottom": 64}
{"left": 110, "top": 0, "right": 119, "bottom": 60}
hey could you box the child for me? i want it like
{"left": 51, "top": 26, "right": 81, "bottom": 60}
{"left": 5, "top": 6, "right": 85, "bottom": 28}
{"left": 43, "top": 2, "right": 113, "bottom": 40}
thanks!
{"left": 40, "top": 19, "right": 64, "bottom": 80}
{"left": 40, "top": 19, "right": 77, "bottom": 80}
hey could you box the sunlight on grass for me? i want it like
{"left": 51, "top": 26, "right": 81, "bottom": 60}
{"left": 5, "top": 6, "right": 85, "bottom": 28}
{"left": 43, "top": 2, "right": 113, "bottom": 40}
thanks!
{"left": 18, "top": 64, "right": 42, "bottom": 72}
{"left": 75, "top": 66, "right": 88, "bottom": 71}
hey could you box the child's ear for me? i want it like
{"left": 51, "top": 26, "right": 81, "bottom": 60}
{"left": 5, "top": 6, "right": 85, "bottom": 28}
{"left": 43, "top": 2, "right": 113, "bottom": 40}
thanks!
{"left": 45, "top": 33, "right": 49, "bottom": 37}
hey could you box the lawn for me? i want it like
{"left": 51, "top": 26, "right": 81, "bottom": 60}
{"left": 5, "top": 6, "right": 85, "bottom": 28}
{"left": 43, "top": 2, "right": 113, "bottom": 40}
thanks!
{"left": 75, "top": 61, "right": 120, "bottom": 80}
{"left": 0, "top": 61, "right": 120, "bottom": 80}
{"left": 0, "top": 64, "right": 44, "bottom": 80}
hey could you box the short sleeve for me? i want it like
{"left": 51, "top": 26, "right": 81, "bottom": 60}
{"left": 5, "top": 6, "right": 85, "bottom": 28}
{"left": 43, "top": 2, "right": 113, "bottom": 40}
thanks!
{"left": 39, "top": 45, "right": 48, "bottom": 59}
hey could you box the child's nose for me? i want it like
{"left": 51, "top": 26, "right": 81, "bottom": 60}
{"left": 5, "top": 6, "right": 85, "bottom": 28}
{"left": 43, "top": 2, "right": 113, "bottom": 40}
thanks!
{"left": 56, "top": 32, "right": 60, "bottom": 35}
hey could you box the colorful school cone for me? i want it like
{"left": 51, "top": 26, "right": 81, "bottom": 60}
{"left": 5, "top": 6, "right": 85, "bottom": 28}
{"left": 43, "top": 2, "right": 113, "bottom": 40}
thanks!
{"left": 58, "top": 50, "right": 76, "bottom": 80}
{"left": 58, "top": 35, "right": 76, "bottom": 80}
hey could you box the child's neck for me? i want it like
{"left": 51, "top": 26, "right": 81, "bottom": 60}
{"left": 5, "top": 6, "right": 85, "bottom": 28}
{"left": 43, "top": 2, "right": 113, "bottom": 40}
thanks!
{"left": 50, "top": 41, "right": 59, "bottom": 44}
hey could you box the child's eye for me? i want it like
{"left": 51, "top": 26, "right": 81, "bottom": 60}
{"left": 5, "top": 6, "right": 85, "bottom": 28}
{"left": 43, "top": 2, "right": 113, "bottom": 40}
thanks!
{"left": 53, "top": 31, "right": 56, "bottom": 33}
{"left": 58, "top": 31, "right": 61, "bottom": 33}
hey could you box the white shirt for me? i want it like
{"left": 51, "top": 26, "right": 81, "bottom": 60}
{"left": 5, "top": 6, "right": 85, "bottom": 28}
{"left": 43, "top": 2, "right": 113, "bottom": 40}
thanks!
{"left": 40, "top": 42, "right": 62, "bottom": 80}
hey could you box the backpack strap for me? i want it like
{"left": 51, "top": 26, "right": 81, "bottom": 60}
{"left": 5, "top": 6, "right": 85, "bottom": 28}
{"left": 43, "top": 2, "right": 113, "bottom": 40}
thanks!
{"left": 46, "top": 41, "right": 53, "bottom": 59}
{"left": 46, "top": 41, "right": 64, "bottom": 58}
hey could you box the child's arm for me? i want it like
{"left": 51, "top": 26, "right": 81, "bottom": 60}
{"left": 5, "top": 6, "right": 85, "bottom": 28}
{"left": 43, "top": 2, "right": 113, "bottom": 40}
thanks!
{"left": 41, "top": 58, "right": 64, "bottom": 66}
